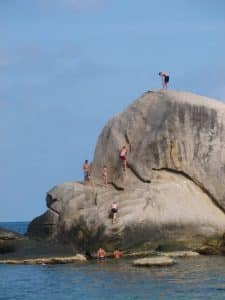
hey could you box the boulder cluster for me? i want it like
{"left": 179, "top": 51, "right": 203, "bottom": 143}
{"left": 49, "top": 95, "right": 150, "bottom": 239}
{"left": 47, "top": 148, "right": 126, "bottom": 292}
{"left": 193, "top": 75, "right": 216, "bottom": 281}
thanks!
{"left": 25, "top": 90, "right": 225, "bottom": 253}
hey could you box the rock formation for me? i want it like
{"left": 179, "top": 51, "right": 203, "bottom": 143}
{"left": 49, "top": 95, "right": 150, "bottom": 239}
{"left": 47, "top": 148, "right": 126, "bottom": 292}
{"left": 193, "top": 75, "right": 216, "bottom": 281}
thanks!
{"left": 0, "top": 227, "right": 24, "bottom": 254}
{"left": 132, "top": 256, "right": 175, "bottom": 267}
{"left": 27, "top": 90, "right": 225, "bottom": 253}
{"left": 0, "top": 254, "right": 86, "bottom": 265}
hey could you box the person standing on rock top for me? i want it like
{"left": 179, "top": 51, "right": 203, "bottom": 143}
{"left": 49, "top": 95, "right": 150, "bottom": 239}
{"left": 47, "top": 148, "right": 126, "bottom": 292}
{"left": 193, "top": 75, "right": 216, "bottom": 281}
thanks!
{"left": 83, "top": 159, "right": 90, "bottom": 184}
{"left": 159, "top": 72, "right": 169, "bottom": 89}
{"left": 120, "top": 145, "right": 127, "bottom": 171}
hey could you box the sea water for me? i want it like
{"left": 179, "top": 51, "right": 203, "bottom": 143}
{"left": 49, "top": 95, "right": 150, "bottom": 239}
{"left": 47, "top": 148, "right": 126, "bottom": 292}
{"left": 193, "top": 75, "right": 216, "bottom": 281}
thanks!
{"left": 1, "top": 222, "right": 225, "bottom": 300}
{"left": 0, "top": 221, "right": 28, "bottom": 235}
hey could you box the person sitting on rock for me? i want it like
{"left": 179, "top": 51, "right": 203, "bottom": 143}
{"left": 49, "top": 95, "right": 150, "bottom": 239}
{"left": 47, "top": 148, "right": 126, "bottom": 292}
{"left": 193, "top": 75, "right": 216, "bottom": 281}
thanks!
{"left": 97, "top": 247, "right": 106, "bottom": 260}
{"left": 119, "top": 146, "right": 127, "bottom": 171}
{"left": 159, "top": 72, "right": 169, "bottom": 89}
{"left": 83, "top": 160, "right": 90, "bottom": 184}
{"left": 111, "top": 201, "right": 118, "bottom": 224}
{"left": 113, "top": 248, "right": 122, "bottom": 259}
{"left": 102, "top": 165, "right": 108, "bottom": 187}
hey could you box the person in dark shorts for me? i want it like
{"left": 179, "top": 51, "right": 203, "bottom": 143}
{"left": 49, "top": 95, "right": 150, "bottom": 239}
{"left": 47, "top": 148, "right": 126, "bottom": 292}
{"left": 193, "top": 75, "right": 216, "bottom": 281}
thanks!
{"left": 97, "top": 247, "right": 106, "bottom": 260}
{"left": 82, "top": 159, "right": 90, "bottom": 184}
{"left": 159, "top": 72, "right": 169, "bottom": 89}
{"left": 111, "top": 201, "right": 118, "bottom": 224}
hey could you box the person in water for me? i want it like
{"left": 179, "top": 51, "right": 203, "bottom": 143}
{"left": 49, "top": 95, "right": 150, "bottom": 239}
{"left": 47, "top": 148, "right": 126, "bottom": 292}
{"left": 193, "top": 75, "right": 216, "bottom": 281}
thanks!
{"left": 111, "top": 201, "right": 118, "bottom": 224}
{"left": 82, "top": 159, "right": 90, "bottom": 184}
{"left": 158, "top": 72, "right": 170, "bottom": 89}
{"left": 97, "top": 247, "right": 106, "bottom": 260}
{"left": 102, "top": 165, "right": 108, "bottom": 187}
{"left": 113, "top": 249, "right": 122, "bottom": 259}
{"left": 120, "top": 146, "right": 127, "bottom": 171}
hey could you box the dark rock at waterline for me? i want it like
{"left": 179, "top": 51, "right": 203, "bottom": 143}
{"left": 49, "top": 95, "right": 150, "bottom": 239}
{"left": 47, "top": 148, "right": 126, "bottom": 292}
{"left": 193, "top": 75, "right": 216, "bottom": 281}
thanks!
{"left": 196, "top": 234, "right": 225, "bottom": 255}
{"left": 0, "top": 227, "right": 23, "bottom": 240}
{"left": 0, "top": 226, "right": 78, "bottom": 259}
{"left": 27, "top": 210, "right": 58, "bottom": 240}
{"left": 27, "top": 90, "right": 225, "bottom": 252}
{"left": 0, "top": 238, "right": 78, "bottom": 260}
{"left": 0, "top": 227, "right": 24, "bottom": 254}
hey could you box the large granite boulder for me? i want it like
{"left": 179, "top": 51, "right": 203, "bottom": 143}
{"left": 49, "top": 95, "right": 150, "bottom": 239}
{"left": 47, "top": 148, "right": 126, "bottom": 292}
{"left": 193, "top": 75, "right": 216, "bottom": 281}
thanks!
{"left": 27, "top": 90, "right": 225, "bottom": 252}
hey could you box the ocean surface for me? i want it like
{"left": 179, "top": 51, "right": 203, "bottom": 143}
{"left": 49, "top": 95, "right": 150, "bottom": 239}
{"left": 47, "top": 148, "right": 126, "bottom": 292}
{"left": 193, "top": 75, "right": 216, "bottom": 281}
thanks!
{"left": 1, "top": 222, "right": 225, "bottom": 300}
{"left": 0, "top": 221, "right": 28, "bottom": 235}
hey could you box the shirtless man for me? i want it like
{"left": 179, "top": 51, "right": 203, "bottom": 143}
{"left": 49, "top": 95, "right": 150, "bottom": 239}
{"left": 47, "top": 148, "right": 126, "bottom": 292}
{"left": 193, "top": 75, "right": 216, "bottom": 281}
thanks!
{"left": 102, "top": 165, "right": 108, "bottom": 187}
{"left": 120, "top": 146, "right": 127, "bottom": 171}
{"left": 97, "top": 247, "right": 106, "bottom": 260}
{"left": 83, "top": 160, "right": 90, "bottom": 184}
{"left": 113, "top": 249, "right": 122, "bottom": 259}
{"left": 111, "top": 201, "right": 118, "bottom": 224}
{"left": 159, "top": 72, "right": 170, "bottom": 89}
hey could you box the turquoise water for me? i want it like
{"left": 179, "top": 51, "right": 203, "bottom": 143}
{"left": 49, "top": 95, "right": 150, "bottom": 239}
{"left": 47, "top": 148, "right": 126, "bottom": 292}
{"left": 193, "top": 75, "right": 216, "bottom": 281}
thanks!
{"left": 1, "top": 222, "right": 225, "bottom": 300}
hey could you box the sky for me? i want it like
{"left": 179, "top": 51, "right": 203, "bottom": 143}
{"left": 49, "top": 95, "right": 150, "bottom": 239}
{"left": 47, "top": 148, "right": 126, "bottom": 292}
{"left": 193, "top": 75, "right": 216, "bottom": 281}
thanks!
{"left": 0, "top": 0, "right": 225, "bottom": 222}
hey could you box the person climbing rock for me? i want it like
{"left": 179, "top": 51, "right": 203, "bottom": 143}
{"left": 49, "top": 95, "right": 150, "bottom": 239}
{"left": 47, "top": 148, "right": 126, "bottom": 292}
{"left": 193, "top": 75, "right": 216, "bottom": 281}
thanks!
{"left": 97, "top": 247, "right": 106, "bottom": 260}
{"left": 159, "top": 72, "right": 169, "bottom": 89}
{"left": 119, "top": 146, "right": 127, "bottom": 171}
{"left": 102, "top": 165, "right": 108, "bottom": 187}
{"left": 82, "top": 160, "right": 90, "bottom": 184}
{"left": 111, "top": 201, "right": 118, "bottom": 224}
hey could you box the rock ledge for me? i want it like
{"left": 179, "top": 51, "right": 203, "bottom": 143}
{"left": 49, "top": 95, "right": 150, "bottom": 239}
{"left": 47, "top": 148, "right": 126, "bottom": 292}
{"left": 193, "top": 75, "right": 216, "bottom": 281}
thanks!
{"left": 0, "top": 254, "right": 86, "bottom": 265}
{"left": 132, "top": 256, "right": 175, "bottom": 267}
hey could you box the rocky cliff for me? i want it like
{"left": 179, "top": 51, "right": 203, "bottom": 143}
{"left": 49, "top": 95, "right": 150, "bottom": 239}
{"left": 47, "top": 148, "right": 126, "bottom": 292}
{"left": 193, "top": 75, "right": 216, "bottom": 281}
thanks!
{"left": 27, "top": 90, "right": 225, "bottom": 252}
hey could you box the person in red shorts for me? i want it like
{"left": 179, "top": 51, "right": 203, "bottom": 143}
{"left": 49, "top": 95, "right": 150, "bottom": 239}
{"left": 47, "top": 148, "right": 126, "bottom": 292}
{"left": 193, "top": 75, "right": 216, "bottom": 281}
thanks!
{"left": 113, "top": 249, "right": 122, "bottom": 259}
{"left": 111, "top": 201, "right": 118, "bottom": 224}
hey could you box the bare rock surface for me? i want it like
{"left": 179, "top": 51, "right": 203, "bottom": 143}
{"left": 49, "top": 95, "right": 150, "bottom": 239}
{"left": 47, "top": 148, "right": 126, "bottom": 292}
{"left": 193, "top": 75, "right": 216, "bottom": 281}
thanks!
{"left": 27, "top": 90, "right": 225, "bottom": 253}
{"left": 159, "top": 251, "right": 200, "bottom": 257}
{"left": 0, "top": 254, "right": 86, "bottom": 265}
{"left": 132, "top": 256, "right": 175, "bottom": 267}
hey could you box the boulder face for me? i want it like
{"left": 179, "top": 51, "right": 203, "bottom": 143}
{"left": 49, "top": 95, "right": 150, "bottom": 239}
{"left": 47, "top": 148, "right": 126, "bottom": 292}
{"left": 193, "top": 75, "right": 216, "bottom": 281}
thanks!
{"left": 27, "top": 90, "right": 225, "bottom": 252}
{"left": 92, "top": 90, "right": 225, "bottom": 206}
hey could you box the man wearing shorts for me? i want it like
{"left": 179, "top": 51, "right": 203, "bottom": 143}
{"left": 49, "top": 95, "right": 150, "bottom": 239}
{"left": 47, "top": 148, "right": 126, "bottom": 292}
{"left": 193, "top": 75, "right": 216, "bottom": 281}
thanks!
{"left": 111, "top": 201, "right": 118, "bottom": 224}
{"left": 159, "top": 72, "right": 170, "bottom": 89}
{"left": 83, "top": 159, "right": 90, "bottom": 184}
{"left": 97, "top": 247, "right": 106, "bottom": 260}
